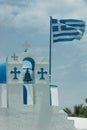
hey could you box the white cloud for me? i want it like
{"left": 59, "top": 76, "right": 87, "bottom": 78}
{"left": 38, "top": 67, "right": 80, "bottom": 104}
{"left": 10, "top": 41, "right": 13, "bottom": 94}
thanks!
{"left": 75, "top": 36, "right": 87, "bottom": 56}
{"left": 0, "top": 0, "right": 86, "bottom": 30}
{"left": 80, "top": 62, "right": 87, "bottom": 73}
{"left": 52, "top": 63, "right": 73, "bottom": 81}
{"left": 0, "top": 57, "right": 6, "bottom": 63}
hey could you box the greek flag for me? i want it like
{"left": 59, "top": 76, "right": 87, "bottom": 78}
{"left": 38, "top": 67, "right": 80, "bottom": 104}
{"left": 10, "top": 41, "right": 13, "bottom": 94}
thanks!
{"left": 51, "top": 18, "right": 85, "bottom": 43}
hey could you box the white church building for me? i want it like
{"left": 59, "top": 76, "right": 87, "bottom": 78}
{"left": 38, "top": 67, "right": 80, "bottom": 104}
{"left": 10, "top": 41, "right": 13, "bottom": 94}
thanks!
{"left": 0, "top": 45, "right": 86, "bottom": 130}
{"left": 0, "top": 49, "right": 59, "bottom": 108}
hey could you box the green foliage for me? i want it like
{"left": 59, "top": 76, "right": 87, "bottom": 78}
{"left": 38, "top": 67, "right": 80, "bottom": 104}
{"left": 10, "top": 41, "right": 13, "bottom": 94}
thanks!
{"left": 85, "top": 98, "right": 87, "bottom": 103}
{"left": 63, "top": 107, "right": 73, "bottom": 117}
{"left": 63, "top": 104, "right": 87, "bottom": 118}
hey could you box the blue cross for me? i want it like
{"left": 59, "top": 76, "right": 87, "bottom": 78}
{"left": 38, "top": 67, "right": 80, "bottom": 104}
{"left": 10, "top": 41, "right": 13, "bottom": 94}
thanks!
{"left": 10, "top": 67, "right": 21, "bottom": 80}
{"left": 37, "top": 68, "right": 47, "bottom": 80}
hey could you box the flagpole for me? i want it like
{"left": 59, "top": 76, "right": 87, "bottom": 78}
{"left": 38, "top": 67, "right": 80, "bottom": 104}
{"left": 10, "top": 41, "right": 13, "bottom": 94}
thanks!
{"left": 49, "top": 16, "right": 52, "bottom": 84}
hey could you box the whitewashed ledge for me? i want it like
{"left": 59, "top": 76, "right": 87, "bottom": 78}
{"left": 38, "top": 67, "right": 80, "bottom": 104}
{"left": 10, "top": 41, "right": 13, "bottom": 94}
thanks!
{"left": 68, "top": 117, "right": 87, "bottom": 129}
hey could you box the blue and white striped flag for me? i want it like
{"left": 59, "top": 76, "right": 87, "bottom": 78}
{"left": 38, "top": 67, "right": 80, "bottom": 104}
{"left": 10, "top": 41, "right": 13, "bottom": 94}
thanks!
{"left": 51, "top": 18, "right": 86, "bottom": 43}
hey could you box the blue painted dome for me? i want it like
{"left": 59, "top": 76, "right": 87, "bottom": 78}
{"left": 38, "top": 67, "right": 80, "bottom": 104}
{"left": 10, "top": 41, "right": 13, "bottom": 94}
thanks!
{"left": 0, "top": 63, "right": 6, "bottom": 83}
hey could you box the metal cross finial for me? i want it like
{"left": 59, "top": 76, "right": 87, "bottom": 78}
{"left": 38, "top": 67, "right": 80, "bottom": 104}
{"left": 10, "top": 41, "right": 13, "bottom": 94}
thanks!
{"left": 11, "top": 53, "right": 18, "bottom": 61}
{"left": 23, "top": 41, "right": 30, "bottom": 52}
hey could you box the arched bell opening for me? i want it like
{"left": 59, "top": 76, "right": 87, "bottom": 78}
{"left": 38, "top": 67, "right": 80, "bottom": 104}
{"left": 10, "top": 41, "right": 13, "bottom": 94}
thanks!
{"left": 22, "top": 57, "right": 35, "bottom": 105}
{"left": 22, "top": 57, "right": 35, "bottom": 84}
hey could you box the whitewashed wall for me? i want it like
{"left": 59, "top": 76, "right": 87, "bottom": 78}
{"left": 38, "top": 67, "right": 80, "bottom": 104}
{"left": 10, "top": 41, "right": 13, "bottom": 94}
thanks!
{"left": 68, "top": 117, "right": 87, "bottom": 129}
{"left": 51, "top": 86, "right": 59, "bottom": 106}
{"left": 0, "top": 84, "right": 7, "bottom": 108}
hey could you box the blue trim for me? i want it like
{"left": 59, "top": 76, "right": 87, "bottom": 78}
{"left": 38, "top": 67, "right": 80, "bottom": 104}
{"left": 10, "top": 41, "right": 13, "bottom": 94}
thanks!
{"left": 50, "top": 90, "right": 52, "bottom": 106}
{"left": 50, "top": 84, "right": 58, "bottom": 88}
{"left": 24, "top": 81, "right": 32, "bottom": 84}
{"left": 23, "top": 85, "right": 27, "bottom": 104}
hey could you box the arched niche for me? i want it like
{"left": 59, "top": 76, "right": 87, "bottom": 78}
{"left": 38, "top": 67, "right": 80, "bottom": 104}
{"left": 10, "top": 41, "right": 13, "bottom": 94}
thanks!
{"left": 22, "top": 57, "right": 35, "bottom": 84}
{"left": 22, "top": 57, "right": 35, "bottom": 105}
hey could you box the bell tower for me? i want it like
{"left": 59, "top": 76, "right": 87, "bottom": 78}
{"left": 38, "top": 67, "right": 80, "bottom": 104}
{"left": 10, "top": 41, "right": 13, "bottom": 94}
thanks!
{"left": 6, "top": 47, "right": 50, "bottom": 110}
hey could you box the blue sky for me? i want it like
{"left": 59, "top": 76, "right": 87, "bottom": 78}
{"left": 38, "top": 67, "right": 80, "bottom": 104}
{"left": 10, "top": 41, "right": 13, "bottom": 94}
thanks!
{"left": 0, "top": 0, "right": 87, "bottom": 108}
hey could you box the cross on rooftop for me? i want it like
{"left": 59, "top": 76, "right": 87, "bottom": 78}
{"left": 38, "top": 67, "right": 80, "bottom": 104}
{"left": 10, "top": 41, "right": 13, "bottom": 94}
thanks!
{"left": 11, "top": 53, "right": 18, "bottom": 61}
{"left": 23, "top": 41, "right": 30, "bottom": 52}
{"left": 37, "top": 68, "right": 47, "bottom": 80}
{"left": 10, "top": 67, "right": 21, "bottom": 80}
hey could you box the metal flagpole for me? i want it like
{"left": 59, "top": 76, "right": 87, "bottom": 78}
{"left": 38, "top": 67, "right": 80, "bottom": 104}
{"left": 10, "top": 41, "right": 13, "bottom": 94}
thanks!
{"left": 49, "top": 16, "right": 52, "bottom": 84}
